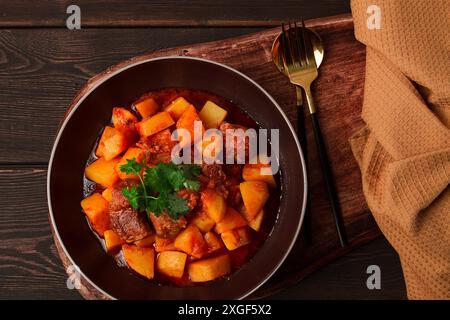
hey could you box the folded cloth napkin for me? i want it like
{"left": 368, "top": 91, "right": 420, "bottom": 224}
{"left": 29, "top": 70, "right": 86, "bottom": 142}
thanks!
{"left": 349, "top": 0, "right": 450, "bottom": 299}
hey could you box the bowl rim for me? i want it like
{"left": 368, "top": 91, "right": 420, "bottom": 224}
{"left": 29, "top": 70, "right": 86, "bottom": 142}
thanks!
{"left": 47, "top": 55, "right": 308, "bottom": 300}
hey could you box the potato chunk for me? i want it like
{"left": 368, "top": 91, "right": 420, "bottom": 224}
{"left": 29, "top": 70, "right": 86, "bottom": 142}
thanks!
{"left": 101, "top": 187, "right": 113, "bottom": 202}
{"left": 135, "top": 234, "right": 156, "bottom": 247}
{"left": 104, "top": 229, "right": 124, "bottom": 253}
{"left": 188, "top": 254, "right": 231, "bottom": 282}
{"left": 85, "top": 157, "right": 120, "bottom": 188}
{"left": 214, "top": 207, "right": 247, "bottom": 234}
{"left": 191, "top": 212, "right": 215, "bottom": 233}
{"left": 174, "top": 225, "right": 208, "bottom": 258}
{"left": 243, "top": 163, "right": 276, "bottom": 188}
{"left": 164, "top": 97, "right": 191, "bottom": 120}
{"left": 136, "top": 111, "right": 174, "bottom": 137}
{"left": 122, "top": 244, "right": 155, "bottom": 280}
{"left": 156, "top": 251, "right": 187, "bottom": 278}
{"left": 155, "top": 236, "right": 177, "bottom": 252}
{"left": 239, "top": 181, "right": 269, "bottom": 219}
{"left": 135, "top": 97, "right": 160, "bottom": 118}
{"left": 204, "top": 231, "right": 224, "bottom": 254}
{"left": 115, "top": 147, "right": 145, "bottom": 180}
{"left": 199, "top": 100, "right": 228, "bottom": 129}
{"left": 201, "top": 189, "right": 227, "bottom": 223}
{"left": 80, "top": 193, "right": 110, "bottom": 237}
{"left": 221, "top": 227, "right": 252, "bottom": 251}
{"left": 241, "top": 206, "right": 264, "bottom": 232}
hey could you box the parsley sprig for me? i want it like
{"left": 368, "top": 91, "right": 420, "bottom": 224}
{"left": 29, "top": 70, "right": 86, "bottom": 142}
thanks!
{"left": 119, "top": 159, "right": 201, "bottom": 219}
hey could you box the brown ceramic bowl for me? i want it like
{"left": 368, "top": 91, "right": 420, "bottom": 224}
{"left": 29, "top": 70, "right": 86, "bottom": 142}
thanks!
{"left": 47, "top": 56, "right": 307, "bottom": 299}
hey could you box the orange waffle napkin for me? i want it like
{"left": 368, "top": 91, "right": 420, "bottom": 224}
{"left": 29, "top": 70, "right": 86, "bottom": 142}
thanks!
{"left": 349, "top": 0, "right": 450, "bottom": 299}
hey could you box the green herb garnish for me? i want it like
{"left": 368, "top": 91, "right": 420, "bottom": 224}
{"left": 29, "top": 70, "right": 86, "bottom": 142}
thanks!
{"left": 119, "top": 159, "right": 201, "bottom": 219}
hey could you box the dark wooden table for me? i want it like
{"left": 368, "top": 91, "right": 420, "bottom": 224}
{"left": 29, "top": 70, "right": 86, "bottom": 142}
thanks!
{"left": 0, "top": 0, "right": 406, "bottom": 299}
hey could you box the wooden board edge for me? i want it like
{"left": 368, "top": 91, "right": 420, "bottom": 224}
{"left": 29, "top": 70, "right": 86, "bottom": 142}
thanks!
{"left": 63, "top": 14, "right": 353, "bottom": 120}
{"left": 50, "top": 210, "right": 379, "bottom": 300}
{"left": 47, "top": 13, "right": 374, "bottom": 300}
{"left": 248, "top": 228, "right": 381, "bottom": 299}
{"left": 0, "top": 13, "right": 352, "bottom": 28}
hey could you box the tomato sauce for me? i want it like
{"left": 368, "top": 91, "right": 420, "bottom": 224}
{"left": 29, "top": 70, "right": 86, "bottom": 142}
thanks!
{"left": 82, "top": 88, "right": 282, "bottom": 286}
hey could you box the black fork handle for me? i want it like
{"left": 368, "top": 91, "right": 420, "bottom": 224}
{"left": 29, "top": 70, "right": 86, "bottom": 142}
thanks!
{"left": 296, "top": 90, "right": 312, "bottom": 245}
{"left": 310, "top": 112, "right": 347, "bottom": 247}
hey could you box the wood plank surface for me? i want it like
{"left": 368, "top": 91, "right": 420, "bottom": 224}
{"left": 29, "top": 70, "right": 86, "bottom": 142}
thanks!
{"left": 0, "top": 27, "right": 263, "bottom": 164}
{"left": 0, "top": 0, "right": 407, "bottom": 299}
{"left": 0, "top": 0, "right": 350, "bottom": 27}
{"left": 270, "top": 237, "right": 407, "bottom": 300}
{"left": 49, "top": 15, "right": 389, "bottom": 298}
{"left": 0, "top": 168, "right": 78, "bottom": 299}
{"left": 0, "top": 168, "right": 405, "bottom": 299}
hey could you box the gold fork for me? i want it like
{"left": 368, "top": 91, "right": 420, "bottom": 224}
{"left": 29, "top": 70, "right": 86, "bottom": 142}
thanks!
{"left": 281, "top": 20, "right": 347, "bottom": 247}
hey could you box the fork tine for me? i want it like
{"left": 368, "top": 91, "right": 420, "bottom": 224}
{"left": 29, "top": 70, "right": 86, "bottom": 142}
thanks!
{"left": 292, "top": 21, "right": 303, "bottom": 67}
{"left": 284, "top": 24, "right": 291, "bottom": 63}
{"left": 301, "top": 19, "right": 316, "bottom": 67}
{"left": 299, "top": 18, "right": 309, "bottom": 66}
{"left": 291, "top": 21, "right": 302, "bottom": 67}
{"left": 288, "top": 21, "right": 298, "bottom": 67}
{"left": 280, "top": 23, "right": 289, "bottom": 69}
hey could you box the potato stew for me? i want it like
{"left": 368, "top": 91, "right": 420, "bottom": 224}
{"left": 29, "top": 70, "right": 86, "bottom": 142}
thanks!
{"left": 81, "top": 89, "right": 280, "bottom": 285}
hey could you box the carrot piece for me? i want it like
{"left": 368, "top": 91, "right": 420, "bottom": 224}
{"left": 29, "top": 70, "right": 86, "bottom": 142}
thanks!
{"left": 135, "top": 97, "right": 160, "bottom": 118}
{"left": 102, "top": 130, "right": 129, "bottom": 161}
{"left": 112, "top": 107, "right": 138, "bottom": 132}
{"left": 136, "top": 111, "right": 175, "bottom": 137}
{"left": 115, "top": 147, "right": 145, "bottom": 180}
{"left": 80, "top": 193, "right": 110, "bottom": 237}
{"left": 96, "top": 126, "right": 116, "bottom": 157}
{"left": 85, "top": 157, "right": 120, "bottom": 188}
{"left": 176, "top": 105, "right": 204, "bottom": 147}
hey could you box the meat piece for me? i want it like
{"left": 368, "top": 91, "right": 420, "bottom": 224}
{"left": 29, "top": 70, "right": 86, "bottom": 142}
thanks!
{"left": 109, "top": 181, "right": 152, "bottom": 242}
{"left": 149, "top": 213, "right": 187, "bottom": 239}
{"left": 219, "top": 122, "right": 250, "bottom": 162}
{"left": 137, "top": 129, "right": 177, "bottom": 164}
{"left": 227, "top": 184, "right": 242, "bottom": 208}
{"left": 201, "top": 163, "right": 226, "bottom": 180}
{"left": 223, "top": 164, "right": 243, "bottom": 179}
{"left": 177, "top": 188, "right": 199, "bottom": 210}
{"left": 222, "top": 164, "right": 243, "bottom": 207}
{"left": 199, "top": 164, "right": 228, "bottom": 197}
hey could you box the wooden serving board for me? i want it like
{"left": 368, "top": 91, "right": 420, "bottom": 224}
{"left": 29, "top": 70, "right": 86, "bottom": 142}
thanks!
{"left": 53, "top": 14, "right": 377, "bottom": 299}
